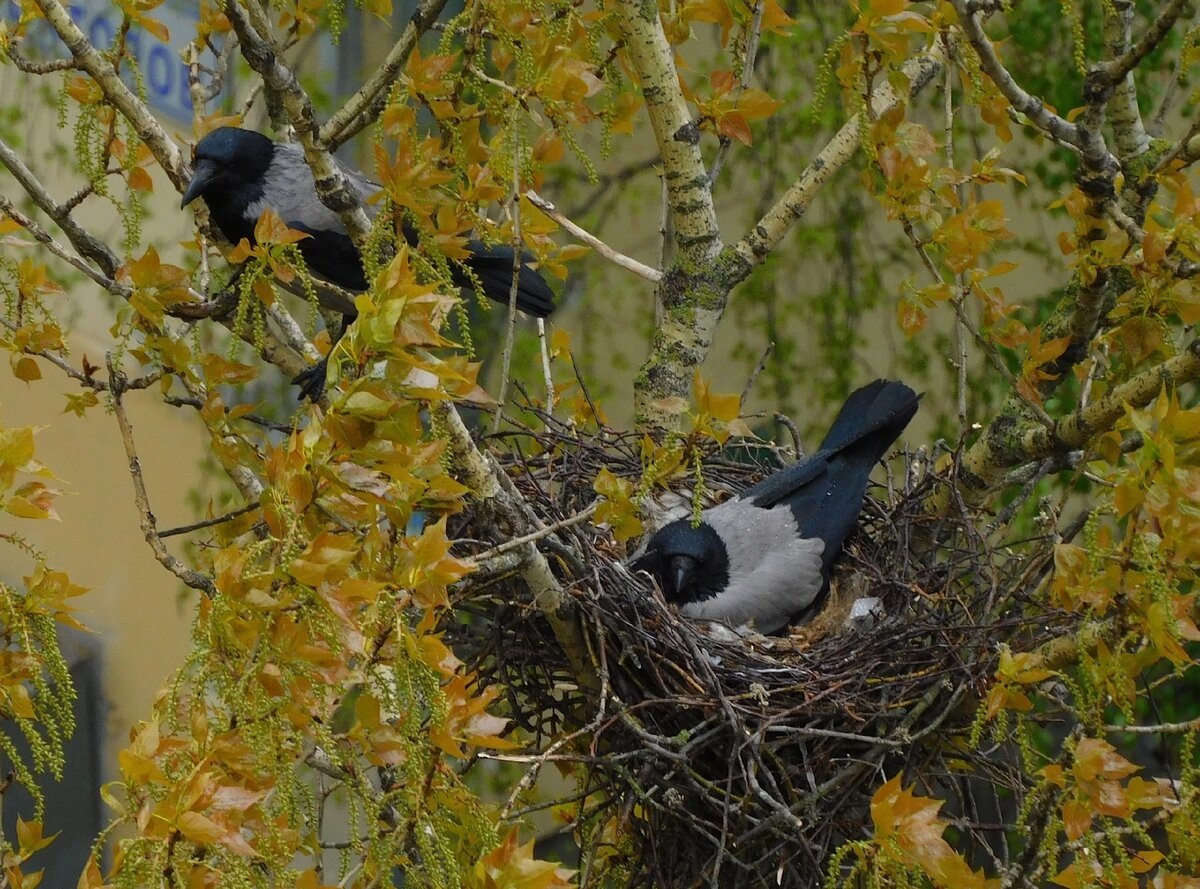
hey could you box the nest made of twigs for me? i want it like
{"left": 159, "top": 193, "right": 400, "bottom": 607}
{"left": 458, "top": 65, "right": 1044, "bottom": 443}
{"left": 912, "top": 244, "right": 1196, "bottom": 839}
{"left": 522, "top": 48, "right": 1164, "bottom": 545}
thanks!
{"left": 449, "top": 423, "right": 1067, "bottom": 887}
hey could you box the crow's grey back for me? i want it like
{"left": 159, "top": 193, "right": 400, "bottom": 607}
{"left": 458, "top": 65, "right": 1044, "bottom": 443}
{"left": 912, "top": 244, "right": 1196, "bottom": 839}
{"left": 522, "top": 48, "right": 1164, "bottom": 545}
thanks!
{"left": 250, "top": 142, "right": 380, "bottom": 235}
{"left": 683, "top": 499, "right": 825, "bottom": 633}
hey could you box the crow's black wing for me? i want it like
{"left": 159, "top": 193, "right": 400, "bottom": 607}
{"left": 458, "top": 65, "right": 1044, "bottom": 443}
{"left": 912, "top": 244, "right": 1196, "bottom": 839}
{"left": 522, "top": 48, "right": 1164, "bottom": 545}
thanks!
{"left": 741, "top": 380, "right": 918, "bottom": 576}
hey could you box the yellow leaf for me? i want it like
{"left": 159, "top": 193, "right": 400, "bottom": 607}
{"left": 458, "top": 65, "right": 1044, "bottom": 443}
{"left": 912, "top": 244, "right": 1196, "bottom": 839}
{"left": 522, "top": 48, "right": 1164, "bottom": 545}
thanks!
{"left": 128, "top": 167, "right": 154, "bottom": 192}
{"left": 468, "top": 828, "right": 575, "bottom": 889}
{"left": 16, "top": 818, "right": 56, "bottom": 855}
{"left": 871, "top": 774, "right": 988, "bottom": 888}
{"left": 737, "top": 88, "right": 783, "bottom": 120}
{"left": 254, "top": 208, "right": 312, "bottom": 247}
{"left": 177, "top": 811, "right": 224, "bottom": 845}
{"left": 12, "top": 356, "right": 41, "bottom": 382}
{"left": 1061, "top": 798, "right": 1091, "bottom": 841}
{"left": 136, "top": 14, "right": 170, "bottom": 42}
{"left": 896, "top": 298, "right": 927, "bottom": 337}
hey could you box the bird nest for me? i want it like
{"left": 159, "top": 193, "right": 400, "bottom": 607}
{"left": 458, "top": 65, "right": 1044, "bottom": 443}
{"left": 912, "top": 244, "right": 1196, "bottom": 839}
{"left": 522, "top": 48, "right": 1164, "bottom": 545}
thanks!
{"left": 448, "top": 421, "right": 1068, "bottom": 887}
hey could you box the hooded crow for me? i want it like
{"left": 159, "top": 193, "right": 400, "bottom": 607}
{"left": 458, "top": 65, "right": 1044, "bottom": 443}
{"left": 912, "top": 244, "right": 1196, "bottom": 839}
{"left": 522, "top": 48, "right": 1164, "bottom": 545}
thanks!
{"left": 181, "top": 127, "right": 555, "bottom": 398}
{"left": 632, "top": 379, "right": 918, "bottom": 633}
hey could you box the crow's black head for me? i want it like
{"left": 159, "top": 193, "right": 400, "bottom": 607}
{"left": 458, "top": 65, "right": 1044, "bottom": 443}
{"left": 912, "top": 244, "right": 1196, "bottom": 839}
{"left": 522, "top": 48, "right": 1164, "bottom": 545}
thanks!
{"left": 181, "top": 127, "right": 275, "bottom": 208}
{"left": 632, "top": 519, "right": 730, "bottom": 606}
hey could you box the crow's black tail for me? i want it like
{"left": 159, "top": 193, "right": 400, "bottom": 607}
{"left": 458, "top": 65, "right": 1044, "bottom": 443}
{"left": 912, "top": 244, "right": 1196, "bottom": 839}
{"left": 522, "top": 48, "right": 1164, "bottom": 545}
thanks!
{"left": 817, "top": 379, "right": 919, "bottom": 456}
{"left": 457, "top": 241, "right": 556, "bottom": 318}
{"left": 759, "top": 379, "right": 917, "bottom": 585}
{"left": 794, "top": 379, "right": 917, "bottom": 571}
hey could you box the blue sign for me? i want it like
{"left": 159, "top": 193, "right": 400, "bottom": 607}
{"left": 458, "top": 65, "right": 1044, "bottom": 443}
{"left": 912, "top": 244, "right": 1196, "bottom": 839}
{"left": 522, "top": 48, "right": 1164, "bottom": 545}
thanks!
{"left": 5, "top": 0, "right": 224, "bottom": 123}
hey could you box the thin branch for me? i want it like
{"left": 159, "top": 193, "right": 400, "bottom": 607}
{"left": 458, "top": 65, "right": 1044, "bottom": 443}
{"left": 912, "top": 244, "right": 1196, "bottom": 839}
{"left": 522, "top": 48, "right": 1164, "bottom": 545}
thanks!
{"left": 739, "top": 340, "right": 774, "bottom": 408}
{"left": 0, "top": 318, "right": 106, "bottom": 391}
{"left": 29, "top": 0, "right": 186, "bottom": 188}
{"left": 1105, "top": 715, "right": 1200, "bottom": 734}
{"left": 321, "top": 0, "right": 452, "bottom": 149}
{"left": 1105, "top": 200, "right": 1200, "bottom": 278}
{"left": 773, "top": 412, "right": 803, "bottom": 459}
{"left": 944, "top": 45, "right": 969, "bottom": 431}
{"left": 163, "top": 395, "right": 293, "bottom": 433}
{"left": 731, "top": 47, "right": 944, "bottom": 268}
{"left": 107, "top": 354, "right": 217, "bottom": 597}
{"left": 1096, "top": 0, "right": 1190, "bottom": 86}
{"left": 0, "top": 135, "right": 121, "bottom": 277}
{"left": 467, "top": 503, "right": 598, "bottom": 566}
{"left": 6, "top": 41, "right": 77, "bottom": 73}
{"left": 950, "top": 1, "right": 1081, "bottom": 149}
{"left": 0, "top": 196, "right": 126, "bottom": 296}
{"left": 537, "top": 318, "right": 555, "bottom": 416}
{"left": 524, "top": 190, "right": 662, "bottom": 282}
{"left": 158, "top": 503, "right": 261, "bottom": 539}
{"left": 708, "top": 0, "right": 766, "bottom": 185}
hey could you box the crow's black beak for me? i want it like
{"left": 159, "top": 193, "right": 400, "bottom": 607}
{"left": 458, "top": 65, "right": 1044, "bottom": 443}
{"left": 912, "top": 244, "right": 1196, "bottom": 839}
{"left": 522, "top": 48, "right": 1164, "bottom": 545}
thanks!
{"left": 180, "top": 158, "right": 217, "bottom": 208}
{"left": 668, "top": 554, "right": 698, "bottom": 598}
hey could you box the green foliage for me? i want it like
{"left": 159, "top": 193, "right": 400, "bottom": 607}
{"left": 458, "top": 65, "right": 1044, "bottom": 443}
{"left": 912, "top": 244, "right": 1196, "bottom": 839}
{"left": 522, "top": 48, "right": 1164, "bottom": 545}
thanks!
{"left": 0, "top": 421, "right": 82, "bottom": 883}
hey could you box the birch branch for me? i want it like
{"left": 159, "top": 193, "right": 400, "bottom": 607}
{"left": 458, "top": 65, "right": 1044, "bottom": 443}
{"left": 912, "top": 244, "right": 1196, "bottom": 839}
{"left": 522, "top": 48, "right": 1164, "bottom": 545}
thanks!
{"left": 961, "top": 339, "right": 1200, "bottom": 487}
{"left": 432, "top": 401, "right": 596, "bottom": 690}
{"left": 29, "top": 0, "right": 185, "bottom": 188}
{"left": 224, "top": 0, "right": 373, "bottom": 246}
{"left": 1096, "top": 0, "right": 1191, "bottom": 86}
{"left": 611, "top": 0, "right": 720, "bottom": 259}
{"left": 614, "top": 0, "right": 730, "bottom": 431}
{"left": 319, "top": 0, "right": 452, "bottom": 149}
{"left": 524, "top": 190, "right": 662, "bottom": 283}
{"left": 731, "top": 48, "right": 943, "bottom": 269}
{"left": 635, "top": 38, "right": 944, "bottom": 430}
{"left": 1102, "top": 0, "right": 1151, "bottom": 165}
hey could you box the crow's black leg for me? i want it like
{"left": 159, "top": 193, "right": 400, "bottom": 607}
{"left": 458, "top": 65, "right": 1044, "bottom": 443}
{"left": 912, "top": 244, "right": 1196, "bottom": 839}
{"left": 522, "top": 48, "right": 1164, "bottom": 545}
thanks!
{"left": 292, "top": 314, "right": 354, "bottom": 402}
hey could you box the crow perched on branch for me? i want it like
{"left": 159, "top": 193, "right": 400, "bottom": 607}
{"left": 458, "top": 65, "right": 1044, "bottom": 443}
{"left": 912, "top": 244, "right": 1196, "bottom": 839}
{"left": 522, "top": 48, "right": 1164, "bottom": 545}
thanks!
{"left": 181, "top": 126, "right": 555, "bottom": 399}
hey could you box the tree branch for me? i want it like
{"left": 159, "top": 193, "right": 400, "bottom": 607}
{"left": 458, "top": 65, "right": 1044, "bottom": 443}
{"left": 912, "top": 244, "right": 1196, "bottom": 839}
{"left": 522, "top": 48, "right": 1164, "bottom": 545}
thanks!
{"left": 950, "top": 1, "right": 1081, "bottom": 149}
{"left": 0, "top": 196, "right": 127, "bottom": 296}
{"left": 952, "top": 1, "right": 1130, "bottom": 406}
{"left": 157, "top": 503, "right": 261, "bottom": 538}
{"left": 432, "top": 401, "right": 596, "bottom": 690}
{"left": 107, "top": 354, "right": 217, "bottom": 597}
{"left": 1095, "top": 0, "right": 1191, "bottom": 87}
{"left": 708, "top": 0, "right": 766, "bottom": 185}
{"left": 962, "top": 339, "right": 1200, "bottom": 486}
{"left": 611, "top": 0, "right": 720, "bottom": 260}
{"left": 0, "top": 135, "right": 121, "bottom": 278}
{"left": 524, "top": 190, "right": 662, "bottom": 282}
{"left": 223, "top": 0, "right": 372, "bottom": 246}
{"left": 29, "top": 0, "right": 186, "bottom": 188}
{"left": 730, "top": 47, "right": 943, "bottom": 269}
{"left": 467, "top": 504, "right": 599, "bottom": 567}
{"left": 319, "top": 0, "right": 452, "bottom": 149}
{"left": 1102, "top": 0, "right": 1151, "bottom": 164}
